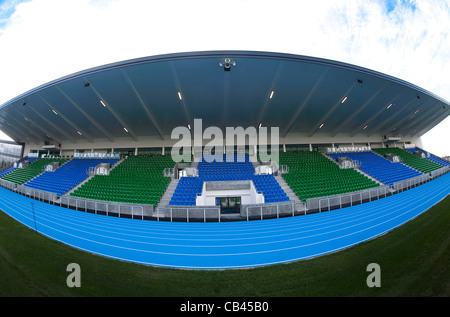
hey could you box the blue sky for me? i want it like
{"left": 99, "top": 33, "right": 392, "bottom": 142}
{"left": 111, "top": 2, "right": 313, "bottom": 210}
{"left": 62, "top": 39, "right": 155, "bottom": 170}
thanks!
{"left": 0, "top": 0, "right": 449, "bottom": 156}
{"left": 0, "top": 0, "right": 26, "bottom": 28}
{"left": 384, "top": 0, "right": 417, "bottom": 13}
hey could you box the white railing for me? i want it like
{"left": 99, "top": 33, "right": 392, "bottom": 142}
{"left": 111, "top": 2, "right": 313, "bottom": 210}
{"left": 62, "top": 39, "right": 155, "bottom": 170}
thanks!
{"left": 156, "top": 206, "right": 221, "bottom": 222}
{"left": 157, "top": 200, "right": 307, "bottom": 222}
{"left": 59, "top": 195, "right": 151, "bottom": 220}
{"left": 430, "top": 166, "right": 450, "bottom": 179}
{"left": 311, "top": 186, "right": 390, "bottom": 212}
{"left": 0, "top": 179, "right": 17, "bottom": 191}
{"left": 391, "top": 174, "right": 430, "bottom": 192}
{"left": 0, "top": 179, "right": 58, "bottom": 202}
{"left": 16, "top": 184, "right": 58, "bottom": 202}
{"left": 241, "top": 200, "right": 306, "bottom": 220}
{"left": 278, "top": 165, "right": 289, "bottom": 174}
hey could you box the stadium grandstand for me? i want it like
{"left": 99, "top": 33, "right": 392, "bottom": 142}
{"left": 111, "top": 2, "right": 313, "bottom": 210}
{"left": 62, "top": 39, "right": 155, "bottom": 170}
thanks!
{"left": 0, "top": 51, "right": 449, "bottom": 269}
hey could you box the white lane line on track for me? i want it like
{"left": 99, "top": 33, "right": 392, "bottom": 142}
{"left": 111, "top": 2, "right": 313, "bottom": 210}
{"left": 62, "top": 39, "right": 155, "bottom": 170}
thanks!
{"left": 1, "top": 174, "right": 448, "bottom": 269}
{"left": 1, "top": 176, "right": 448, "bottom": 254}
{"left": 1, "top": 181, "right": 444, "bottom": 249}
{"left": 1, "top": 178, "right": 439, "bottom": 242}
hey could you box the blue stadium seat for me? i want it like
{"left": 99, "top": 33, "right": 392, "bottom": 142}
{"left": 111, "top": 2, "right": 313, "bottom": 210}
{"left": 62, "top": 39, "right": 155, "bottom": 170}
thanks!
{"left": 24, "top": 158, "right": 119, "bottom": 196}
{"left": 0, "top": 166, "right": 16, "bottom": 178}
{"left": 0, "top": 157, "right": 38, "bottom": 178}
{"left": 328, "top": 151, "right": 422, "bottom": 186}
{"left": 169, "top": 154, "right": 289, "bottom": 206}
{"left": 405, "top": 148, "right": 450, "bottom": 167}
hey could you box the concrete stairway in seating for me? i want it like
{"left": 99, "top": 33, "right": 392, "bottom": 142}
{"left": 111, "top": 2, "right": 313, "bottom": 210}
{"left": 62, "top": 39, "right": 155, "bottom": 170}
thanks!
{"left": 156, "top": 178, "right": 180, "bottom": 209}
{"left": 274, "top": 175, "right": 300, "bottom": 202}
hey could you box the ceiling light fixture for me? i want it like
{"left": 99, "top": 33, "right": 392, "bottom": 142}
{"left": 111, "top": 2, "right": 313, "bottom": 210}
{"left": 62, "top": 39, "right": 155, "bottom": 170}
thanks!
{"left": 363, "top": 125, "right": 368, "bottom": 130}
{"left": 77, "top": 131, "right": 82, "bottom": 135}
{"left": 269, "top": 91, "right": 275, "bottom": 99}
{"left": 100, "top": 100, "right": 107, "bottom": 107}
{"left": 387, "top": 103, "right": 393, "bottom": 109}
{"left": 124, "top": 127, "right": 128, "bottom": 133}
{"left": 319, "top": 123, "right": 324, "bottom": 129}
{"left": 341, "top": 96, "right": 348, "bottom": 103}
{"left": 51, "top": 109, "right": 58, "bottom": 115}
{"left": 178, "top": 92, "right": 183, "bottom": 100}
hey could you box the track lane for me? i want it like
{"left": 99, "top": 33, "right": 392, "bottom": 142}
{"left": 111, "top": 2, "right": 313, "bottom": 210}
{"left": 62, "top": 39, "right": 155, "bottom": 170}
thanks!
{"left": 0, "top": 173, "right": 448, "bottom": 269}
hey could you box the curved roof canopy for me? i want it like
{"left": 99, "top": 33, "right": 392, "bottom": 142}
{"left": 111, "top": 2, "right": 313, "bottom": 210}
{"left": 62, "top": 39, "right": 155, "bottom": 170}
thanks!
{"left": 0, "top": 50, "right": 449, "bottom": 145}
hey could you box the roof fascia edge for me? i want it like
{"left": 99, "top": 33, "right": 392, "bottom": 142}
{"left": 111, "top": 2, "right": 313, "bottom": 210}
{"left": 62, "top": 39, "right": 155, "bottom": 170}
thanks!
{"left": 1, "top": 50, "right": 449, "bottom": 109}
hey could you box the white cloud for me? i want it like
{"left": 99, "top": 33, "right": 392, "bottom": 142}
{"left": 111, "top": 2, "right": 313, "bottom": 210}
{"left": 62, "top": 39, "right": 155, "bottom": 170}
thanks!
{"left": 0, "top": 0, "right": 448, "bottom": 155}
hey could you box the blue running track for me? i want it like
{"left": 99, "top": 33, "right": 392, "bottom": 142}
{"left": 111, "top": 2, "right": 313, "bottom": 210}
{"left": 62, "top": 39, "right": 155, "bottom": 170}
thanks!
{"left": 0, "top": 173, "right": 449, "bottom": 269}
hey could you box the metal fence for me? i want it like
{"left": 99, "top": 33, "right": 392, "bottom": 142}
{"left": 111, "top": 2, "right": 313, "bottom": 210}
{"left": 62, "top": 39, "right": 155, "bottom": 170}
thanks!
{"left": 155, "top": 206, "right": 221, "bottom": 222}
{"left": 0, "top": 179, "right": 17, "bottom": 191}
{"left": 430, "top": 166, "right": 450, "bottom": 179}
{"left": 391, "top": 174, "right": 430, "bottom": 192}
{"left": 156, "top": 200, "right": 307, "bottom": 222}
{"left": 241, "top": 200, "right": 307, "bottom": 220}
{"left": 0, "top": 179, "right": 57, "bottom": 202}
{"left": 310, "top": 185, "right": 391, "bottom": 212}
{"left": 59, "top": 195, "right": 152, "bottom": 220}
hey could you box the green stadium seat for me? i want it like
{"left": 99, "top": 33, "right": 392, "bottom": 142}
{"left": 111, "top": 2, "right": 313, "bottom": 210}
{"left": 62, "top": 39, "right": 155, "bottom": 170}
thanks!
{"left": 1, "top": 158, "right": 68, "bottom": 185}
{"left": 276, "top": 151, "right": 379, "bottom": 201}
{"left": 70, "top": 155, "right": 176, "bottom": 205}
{"left": 372, "top": 147, "right": 443, "bottom": 174}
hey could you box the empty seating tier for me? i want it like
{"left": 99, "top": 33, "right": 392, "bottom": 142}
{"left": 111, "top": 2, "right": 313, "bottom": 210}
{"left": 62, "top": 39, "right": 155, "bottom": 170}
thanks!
{"left": 1, "top": 158, "right": 68, "bottom": 185}
{"left": 373, "top": 147, "right": 443, "bottom": 174}
{"left": 328, "top": 151, "right": 422, "bottom": 186}
{"left": 170, "top": 176, "right": 203, "bottom": 206}
{"left": 70, "top": 155, "right": 174, "bottom": 205}
{"left": 253, "top": 174, "right": 290, "bottom": 203}
{"left": 405, "top": 148, "right": 450, "bottom": 167}
{"left": 0, "top": 166, "right": 16, "bottom": 178}
{"left": 169, "top": 153, "right": 289, "bottom": 206}
{"left": 279, "top": 151, "right": 379, "bottom": 201}
{"left": 25, "top": 158, "right": 119, "bottom": 196}
{"left": 0, "top": 157, "right": 38, "bottom": 178}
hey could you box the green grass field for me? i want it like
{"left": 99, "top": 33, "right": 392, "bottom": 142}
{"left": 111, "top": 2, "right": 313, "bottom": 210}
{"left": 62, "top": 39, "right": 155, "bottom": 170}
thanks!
{"left": 0, "top": 195, "right": 449, "bottom": 297}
